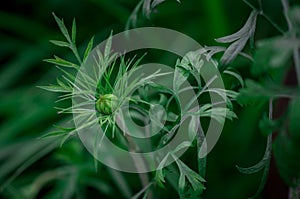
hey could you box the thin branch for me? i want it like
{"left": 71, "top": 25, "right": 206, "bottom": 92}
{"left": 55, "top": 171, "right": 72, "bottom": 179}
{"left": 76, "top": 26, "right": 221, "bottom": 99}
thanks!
{"left": 242, "top": 0, "right": 257, "bottom": 11}
{"left": 281, "top": 2, "right": 300, "bottom": 198}
{"left": 124, "top": 134, "right": 153, "bottom": 199}
{"left": 281, "top": 0, "right": 293, "bottom": 30}
{"left": 243, "top": 0, "right": 285, "bottom": 34}
{"left": 293, "top": 44, "right": 300, "bottom": 87}
{"left": 281, "top": 0, "right": 300, "bottom": 86}
{"left": 261, "top": 13, "right": 285, "bottom": 34}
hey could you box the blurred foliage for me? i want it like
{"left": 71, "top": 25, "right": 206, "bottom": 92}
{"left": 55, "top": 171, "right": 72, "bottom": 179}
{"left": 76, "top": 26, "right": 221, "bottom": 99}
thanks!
{"left": 0, "top": 0, "right": 299, "bottom": 199}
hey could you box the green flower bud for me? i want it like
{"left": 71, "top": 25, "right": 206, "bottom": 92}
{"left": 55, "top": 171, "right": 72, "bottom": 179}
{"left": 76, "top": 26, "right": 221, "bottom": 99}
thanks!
{"left": 96, "top": 94, "right": 119, "bottom": 115}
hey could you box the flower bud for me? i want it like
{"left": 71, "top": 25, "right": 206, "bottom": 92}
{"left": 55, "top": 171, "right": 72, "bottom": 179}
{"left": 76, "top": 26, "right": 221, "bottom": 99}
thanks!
{"left": 96, "top": 94, "right": 119, "bottom": 115}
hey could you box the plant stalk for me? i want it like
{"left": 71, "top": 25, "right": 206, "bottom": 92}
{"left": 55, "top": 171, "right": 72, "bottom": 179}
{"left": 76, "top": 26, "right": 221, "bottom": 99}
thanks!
{"left": 281, "top": 2, "right": 300, "bottom": 199}
{"left": 281, "top": 0, "right": 300, "bottom": 87}
{"left": 124, "top": 134, "right": 153, "bottom": 199}
{"left": 243, "top": 0, "right": 285, "bottom": 34}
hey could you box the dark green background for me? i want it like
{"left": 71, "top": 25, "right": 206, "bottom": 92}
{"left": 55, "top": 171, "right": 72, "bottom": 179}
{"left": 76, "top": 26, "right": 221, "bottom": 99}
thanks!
{"left": 0, "top": 0, "right": 294, "bottom": 198}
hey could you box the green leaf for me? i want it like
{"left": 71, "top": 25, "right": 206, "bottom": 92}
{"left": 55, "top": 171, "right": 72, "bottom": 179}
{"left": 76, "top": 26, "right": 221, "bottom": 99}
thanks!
{"left": 194, "top": 119, "right": 207, "bottom": 179}
{"left": 259, "top": 113, "right": 281, "bottom": 137}
{"left": 71, "top": 18, "right": 76, "bottom": 44}
{"left": 237, "top": 79, "right": 298, "bottom": 105}
{"left": 149, "top": 104, "right": 167, "bottom": 131}
{"left": 221, "top": 37, "right": 248, "bottom": 66}
{"left": 50, "top": 40, "right": 70, "bottom": 48}
{"left": 206, "top": 107, "right": 237, "bottom": 123}
{"left": 83, "top": 36, "right": 94, "bottom": 62}
{"left": 223, "top": 69, "right": 245, "bottom": 87}
{"left": 142, "top": 0, "right": 151, "bottom": 19}
{"left": 236, "top": 159, "right": 266, "bottom": 174}
{"left": 216, "top": 10, "right": 258, "bottom": 65}
{"left": 178, "top": 172, "right": 186, "bottom": 198}
{"left": 237, "top": 135, "right": 272, "bottom": 198}
{"left": 142, "top": 0, "right": 182, "bottom": 19}
{"left": 188, "top": 116, "right": 198, "bottom": 141}
{"left": 38, "top": 131, "right": 68, "bottom": 139}
{"left": 125, "top": 0, "right": 143, "bottom": 30}
{"left": 180, "top": 51, "right": 203, "bottom": 73}
{"left": 54, "top": 125, "right": 76, "bottom": 132}
{"left": 188, "top": 104, "right": 237, "bottom": 124}
{"left": 39, "top": 125, "right": 75, "bottom": 140}
{"left": 173, "top": 141, "right": 193, "bottom": 154}
{"left": 44, "top": 55, "right": 78, "bottom": 68}
{"left": 38, "top": 76, "right": 73, "bottom": 93}
{"left": 38, "top": 85, "right": 70, "bottom": 93}
{"left": 131, "top": 183, "right": 153, "bottom": 199}
{"left": 51, "top": 13, "right": 82, "bottom": 64}
{"left": 251, "top": 37, "right": 295, "bottom": 75}
{"left": 56, "top": 78, "right": 71, "bottom": 90}
{"left": 167, "top": 112, "right": 178, "bottom": 122}
{"left": 60, "top": 131, "right": 75, "bottom": 147}
{"left": 105, "top": 32, "right": 113, "bottom": 59}
{"left": 173, "top": 156, "right": 205, "bottom": 199}
{"left": 155, "top": 154, "right": 170, "bottom": 187}
{"left": 173, "top": 65, "right": 189, "bottom": 93}
{"left": 52, "top": 13, "right": 71, "bottom": 43}
{"left": 216, "top": 10, "right": 258, "bottom": 43}
{"left": 175, "top": 51, "right": 206, "bottom": 87}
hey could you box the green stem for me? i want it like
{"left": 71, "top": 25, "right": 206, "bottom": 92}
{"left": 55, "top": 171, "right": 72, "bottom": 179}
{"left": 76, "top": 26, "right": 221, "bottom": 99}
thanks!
{"left": 281, "top": 0, "right": 300, "bottom": 86}
{"left": 281, "top": 1, "right": 300, "bottom": 198}
{"left": 261, "top": 13, "right": 285, "bottom": 34}
{"left": 243, "top": 0, "right": 285, "bottom": 34}
{"left": 124, "top": 135, "right": 153, "bottom": 199}
{"left": 71, "top": 46, "right": 82, "bottom": 65}
{"left": 281, "top": 0, "right": 292, "bottom": 30}
{"left": 293, "top": 43, "right": 300, "bottom": 87}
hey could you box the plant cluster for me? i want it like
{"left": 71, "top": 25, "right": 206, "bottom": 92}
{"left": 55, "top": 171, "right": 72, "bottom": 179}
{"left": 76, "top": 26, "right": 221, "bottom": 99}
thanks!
{"left": 1, "top": 0, "right": 299, "bottom": 198}
{"left": 42, "top": 0, "right": 300, "bottom": 198}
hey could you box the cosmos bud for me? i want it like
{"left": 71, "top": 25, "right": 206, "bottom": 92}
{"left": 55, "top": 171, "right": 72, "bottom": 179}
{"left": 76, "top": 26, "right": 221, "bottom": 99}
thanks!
{"left": 96, "top": 94, "right": 119, "bottom": 115}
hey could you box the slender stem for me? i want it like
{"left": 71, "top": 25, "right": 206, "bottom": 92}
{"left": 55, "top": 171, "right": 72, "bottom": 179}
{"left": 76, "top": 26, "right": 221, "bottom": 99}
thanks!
{"left": 183, "top": 75, "right": 218, "bottom": 113}
{"left": 250, "top": 35, "right": 255, "bottom": 54}
{"left": 281, "top": 0, "right": 292, "bottom": 30}
{"left": 243, "top": 0, "right": 285, "bottom": 34}
{"left": 281, "top": 0, "right": 300, "bottom": 86}
{"left": 196, "top": 119, "right": 206, "bottom": 178}
{"left": 242, "top": 0, "right": 256, "bottom": 10}
{"left": 293, "top": 46, "right": 300, "bottom": 87}
{"left": 262, "top": 13, "right": 285, "bottom": 34}
{"left": 124, "top": 135, "right": 153, "bottom": 199}
{"left": 269, "top": 99, "right": 273, "bottom": 121}
{"left": 282, "top": 2, "right": 300, "bottom": 193}
{"left": 71, "top": 46, "right": 82, "bottom": 65}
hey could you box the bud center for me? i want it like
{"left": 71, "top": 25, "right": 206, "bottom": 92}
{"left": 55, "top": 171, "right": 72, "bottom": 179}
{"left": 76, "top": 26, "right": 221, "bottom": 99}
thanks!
{"left": 96, "top": 94, "right": 119, "bottom": 115}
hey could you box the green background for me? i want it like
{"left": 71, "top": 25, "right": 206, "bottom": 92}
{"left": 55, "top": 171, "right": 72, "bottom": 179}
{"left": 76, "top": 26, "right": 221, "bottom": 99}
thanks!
{"left": 0, "top": 0, "right": 295, "bottom": 198}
